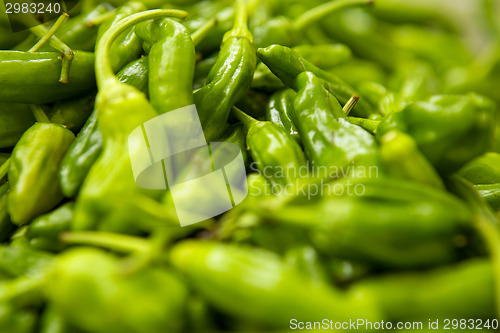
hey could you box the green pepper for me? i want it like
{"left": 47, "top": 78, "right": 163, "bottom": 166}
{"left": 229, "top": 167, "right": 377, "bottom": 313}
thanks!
{"left": 474, "top": 184, "right": 500, "bottom": 211}
{"left": 194, "top": 0, "right": 256, "bottom": 141}
{"left": 8, "top": 123, "right": 75, "bottom": 225}
{"left": 44, "top": 248, "right": 188, "bottom": 333}
{"left": 380, "top": 130, "right": 444, "bottom": 189}
{"left": 352, "top": 259, "right": 495, "bottom": 321}
{"left": 74, "top": 9, "right": 187, "bottom": 233}
{"left": 292, "top": 72, "right": 379, "bottom": 177}
{"left": 376, "top": 93, "right": 496, "bottom": 173}
{"left": 116, "top": 57, "right": 149, "bottom": 95}
{"left": 14, "top": 3, "right": 114, "bottom": 52}
{"left": 263, "top": 177, "right": 473, "bottom": 268}
{"left": 217, "top": 123, "right": 248, "bottom": 165}
{"left": 257, "top": 44, "right": 375, "bottom": 117}
{"left": 293, "top": 43, "right": 352, "bottom": 69}
{"left": 266, "top": 88, "right": 300, "bottom": 143}
{"left": 0, "top": 245, "right": 53, "bottom": 278}
{"left": 252, "top": 0, "right": 372, "bottom": 48}
{"left": 26, "top": 203, "right": 74, "bottom": 241}
{"left": 96, "top": 1, "right": 146, "bottom": 73}
{"left": 47, "top": 93, "right": 96, "bottom": 133}
{"left": 59, "top": 110, "right": 102, "bottom": 198}
{"left": 0, "top": 103, "right": 36, "bottom": 148}
{"left": 458, "top": 152, "right": 500, "bottom": 185}
{"left": 234, "top": 108, "right": 307, "bottom": 189}
{"left": 0, "top": 51, "right": 95, "bottom": 104}
{"left": 136, "top": 17, "right": 196, "bottom": 114}
{"left": 171, "top": 240, "right": 381, "bottom": 328}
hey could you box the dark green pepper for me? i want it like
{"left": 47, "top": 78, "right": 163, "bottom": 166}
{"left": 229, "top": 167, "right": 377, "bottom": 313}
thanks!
{"left": 0, "top": 51, "right": 95, "bottom": 104}
{"left": 59, "top": 110, "right": 102, "bottom": 198}
{"left": 257, "top": 44, "right": 375, "bottom": 117}
{"left": 292, "top": 71, "right": 379, "bottom": 176}
{"left": 266, "top": 88, "right": 300, "bottom": 143}
{"left": 0, "top": 245, "right": 53, "bottom": 278}
{"left": 194, "top": 0, "right": 256, "bottom": 141}
{"left": 116, "top": 56, "right": 149, "bottom": 95}
{"left": 376, "top": 93, "right": 495, "bottom": 173}
{"left": 8, "top": 123, "right": 75, "bottom": 225}
{"left": 0, "top": 103, "right": 36, "bottom": 148}
{"left": 234, "top": 108, "right": 306, "bottom": 189}
{"left": 47, "top": 93, "right": 96, "bottom": 133}
{"left": 136, "top": 17, "right": 196, "bottom": 114}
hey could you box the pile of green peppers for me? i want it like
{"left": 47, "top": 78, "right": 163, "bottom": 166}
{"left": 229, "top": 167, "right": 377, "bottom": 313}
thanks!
{"left": 1, "top": 0, "right": 500, "bottom": 332}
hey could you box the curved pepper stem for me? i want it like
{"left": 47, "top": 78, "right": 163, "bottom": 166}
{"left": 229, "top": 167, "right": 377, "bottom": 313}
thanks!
{"left": 60, "top": 231, "right": 151, "bottom": 254}
{"left": 28, "top": 13, "right": 74, "bottom": 83}
{"left": 231, "top": 106, "right": 258, "bottom": 132}
{"left": 294, "top": 0, "right": 374, "bottom": 30}
{"left": 223, "top": 0, "right": 253, "bottom": 43}
{"left": 191, "top": 18, "right": 218, "bottom": 47}
{"left": 95, "top": 9, "right": 188, "bottom": 90}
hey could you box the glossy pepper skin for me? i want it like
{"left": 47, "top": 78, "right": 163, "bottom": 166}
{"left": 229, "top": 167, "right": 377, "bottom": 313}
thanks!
{"left": 44, "top": 248, "right": 188, "bottom": 333}
{"left": 352, "top": 259, "right": 495, "bottom": 321}
{"left": 235, "top": 109, "right": 307, "bottom": 189}
{"left": 8, "top": 123, "right": 75, "bottom": 225}
{"left": 59, "top": 110, "right": 102, "bottom": 198}
{"left": 194, "top": 0, "right": 256, "bottom": 141}
{"left": 376, "top": 93, "right": 495, "bottom": 173}
{"left": 265, "top": 177, "right": 473, "bottom": 268}
{"left": 292, "top": 72, "right": 379, "bottom": 176}
{"left": 136, "top": 18, "right": 196, "bottom": 113}
{"left": 0, "top": 51, "right": 95, "bottom": 104}
{"left": 257, "top": 45, "right": 374, "bottom": 117}
{"left": 116, "top": 57, "right": 149, "bottom": 95}
{"left": 171, "top": 241, "right": 381, "bottom": 329}
{"left": 266, "top": 88, "right": 300, "bottom": 143}
{"left": 74, "top": 10, "right": 188, "bottom": 233}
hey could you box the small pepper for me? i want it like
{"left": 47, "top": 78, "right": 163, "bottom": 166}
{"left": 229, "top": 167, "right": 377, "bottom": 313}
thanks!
{"left": 376, "top": 93, "right": 496, "bottom": 173}
{"left": 171, "top": 240, "right": 382, "bottom": 328}
{"left": 8, "top": 123, "right": 75, "bottom": 225}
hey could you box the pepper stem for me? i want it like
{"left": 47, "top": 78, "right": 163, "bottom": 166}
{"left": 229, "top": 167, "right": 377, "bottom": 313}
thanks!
{"left": 342, "top": 95, "right": 360, "bottom": 115}
{"left": 0, "top": 158, "right": 10, "bottom": 181}
{"left": 29, "top": 14, "right": 69, "bottom": 52}
{"left": 30, "top": 105, "right": 51, "bottom": 123}
{"left": 232, "top": 106, "right": 258, "bottom": 132}
{"left": 28, "top": 14, "right": 74, "bottom": 83}
{"left": 191, "top": 18, "right": 218, "bottom": 47}
{"left": 223, "top": 0, "right": 253, "bottom": 43}
{"left": 60, "top": 231, "right": 151, "bottom": 254}
{"left": 294, "top": 0, "right": 374, "bottom": 30}
{"left": 95, "top": 9, "right": 188, "bottom": 90}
